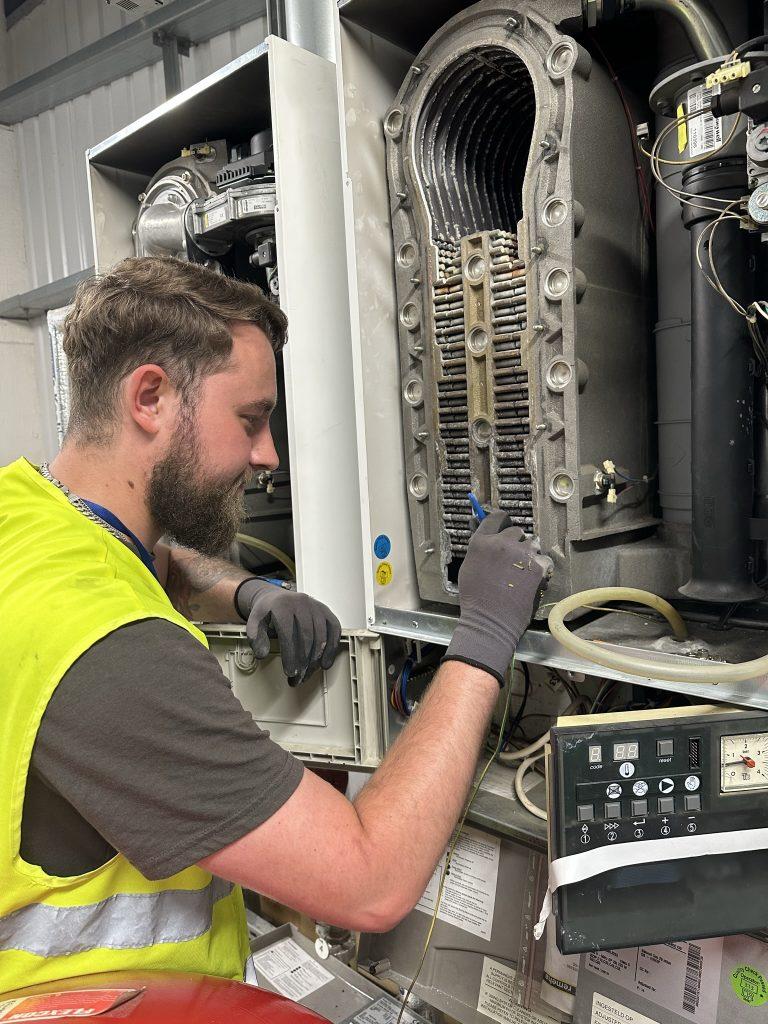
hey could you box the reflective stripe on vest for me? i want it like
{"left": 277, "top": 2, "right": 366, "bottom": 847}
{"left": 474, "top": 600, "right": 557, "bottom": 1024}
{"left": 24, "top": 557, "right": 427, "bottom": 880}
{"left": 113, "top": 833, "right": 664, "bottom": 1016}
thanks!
{"left": 0, "top": 877, "right": 233, "bottom": 958}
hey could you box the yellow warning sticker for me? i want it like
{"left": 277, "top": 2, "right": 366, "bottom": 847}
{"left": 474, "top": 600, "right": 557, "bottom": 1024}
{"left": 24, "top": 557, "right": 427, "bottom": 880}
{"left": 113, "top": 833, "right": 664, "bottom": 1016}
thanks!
{"left": 376, "top": 561, "right": 393, "bottom": 586}
{"left": 677, "top": 102, "right": 687, "bottom": 154}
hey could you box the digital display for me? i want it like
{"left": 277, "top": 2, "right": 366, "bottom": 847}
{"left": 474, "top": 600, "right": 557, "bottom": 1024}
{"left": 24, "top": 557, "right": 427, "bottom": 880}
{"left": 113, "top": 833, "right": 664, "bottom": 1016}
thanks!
{"left": 588, "top": 745, "right": 602, "bottom": 764}
{"left": 613, "top": 742, "right": 639, "bottom": 761}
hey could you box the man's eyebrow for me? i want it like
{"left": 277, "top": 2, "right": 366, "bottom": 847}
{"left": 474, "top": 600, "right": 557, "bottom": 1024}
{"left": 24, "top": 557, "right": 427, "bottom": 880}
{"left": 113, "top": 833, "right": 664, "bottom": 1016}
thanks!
{"left": 237, "top": 399, "right": 276, "bottom": 415}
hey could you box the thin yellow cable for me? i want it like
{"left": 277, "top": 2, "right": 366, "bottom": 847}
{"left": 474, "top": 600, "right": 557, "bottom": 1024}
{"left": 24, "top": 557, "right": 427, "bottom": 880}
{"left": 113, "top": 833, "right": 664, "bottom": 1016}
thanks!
{"left": 394, "top": 662, "right": 515, "bottom": 1024}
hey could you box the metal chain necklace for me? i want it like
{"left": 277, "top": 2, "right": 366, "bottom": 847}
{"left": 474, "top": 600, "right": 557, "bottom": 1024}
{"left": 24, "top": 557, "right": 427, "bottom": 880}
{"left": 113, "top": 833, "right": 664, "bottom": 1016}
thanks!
{"left": 38, "top": 462, "right": 134, "bottom": 550}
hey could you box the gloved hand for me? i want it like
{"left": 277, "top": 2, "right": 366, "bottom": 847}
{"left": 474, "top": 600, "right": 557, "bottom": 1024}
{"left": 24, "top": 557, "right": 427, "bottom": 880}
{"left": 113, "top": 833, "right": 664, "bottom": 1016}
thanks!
{"left": 443, "top": 511, "right": 552, "bottom": 685}
{"left": 235, "top": 578, "right": 342, "bottom": 686}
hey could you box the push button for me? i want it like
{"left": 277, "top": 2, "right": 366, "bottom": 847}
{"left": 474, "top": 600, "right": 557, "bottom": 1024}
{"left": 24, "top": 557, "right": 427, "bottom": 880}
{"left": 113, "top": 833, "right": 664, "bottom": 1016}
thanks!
{"left": 577, "top": 804, "right": 595, "bottom": 821}
{"left": 631, "top": 799, "right": 648, "bottom": 816}
{"left": 604, "top": 801, "right": 622, "bottom": 819}
{"left": 657, "top": 739, "right": 674, "bottom": 757}
{"left": 685, "top": 794, "right": 701, "bottom": 812}
{"left": 658, "top": 796, "right": 675, "bottom": 814}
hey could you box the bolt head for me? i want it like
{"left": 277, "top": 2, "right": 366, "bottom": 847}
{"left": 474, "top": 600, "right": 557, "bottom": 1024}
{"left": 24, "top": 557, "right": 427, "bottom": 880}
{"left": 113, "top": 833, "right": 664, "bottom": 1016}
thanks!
{"left": 505, "top": 16, "right": 519, "bottom": 30}
{"left": 754, "top": 83, "right": 763, "bottom": 94}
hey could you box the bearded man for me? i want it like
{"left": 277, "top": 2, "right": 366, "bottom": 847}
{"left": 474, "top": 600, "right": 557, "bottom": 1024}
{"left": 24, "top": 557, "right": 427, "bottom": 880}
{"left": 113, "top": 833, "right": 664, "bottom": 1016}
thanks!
{"left": 0, "top": 256, "right": 545, "bottom": 987}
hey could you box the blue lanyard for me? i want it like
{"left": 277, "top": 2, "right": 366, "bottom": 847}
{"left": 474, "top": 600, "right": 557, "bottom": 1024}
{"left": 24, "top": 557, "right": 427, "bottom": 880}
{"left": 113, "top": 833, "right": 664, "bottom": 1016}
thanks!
{"left": 82, "top": 499, "right": 159, "bottom": 581}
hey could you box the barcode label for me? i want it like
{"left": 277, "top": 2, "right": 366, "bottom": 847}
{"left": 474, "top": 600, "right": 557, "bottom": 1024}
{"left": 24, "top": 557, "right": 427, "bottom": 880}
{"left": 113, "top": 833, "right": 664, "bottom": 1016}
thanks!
{"left": 687, "top": 84, "right": 722, "bottom": 158}
{"left": 682, "top": 942, "right": 704, "bottom": 1014}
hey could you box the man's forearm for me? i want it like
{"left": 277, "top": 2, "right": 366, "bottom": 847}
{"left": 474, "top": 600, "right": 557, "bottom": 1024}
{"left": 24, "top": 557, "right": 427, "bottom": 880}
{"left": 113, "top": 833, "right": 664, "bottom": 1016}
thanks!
{"left": 352, "top": 660, "right": 501, "bottom": 916}
{"left": 163, "top": 545, "right": 250, "bottom": 621}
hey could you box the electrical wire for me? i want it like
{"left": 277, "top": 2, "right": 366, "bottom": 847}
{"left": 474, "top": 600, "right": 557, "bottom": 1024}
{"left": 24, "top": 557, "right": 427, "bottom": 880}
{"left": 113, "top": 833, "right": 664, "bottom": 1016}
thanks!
{"left": 394, "top": 660, "right": 516, "bottom": 1024}
{"left": 641, "top": 110, "right": 745, "bottom": 219}
{"left": 735, "top": 34, "right": 768, "bottom": 57}
{"left": 514, "top": 753, "right": 547, "bottom": 820}
{"left": 589, "top": 37, "right": 654, "bottom": 233}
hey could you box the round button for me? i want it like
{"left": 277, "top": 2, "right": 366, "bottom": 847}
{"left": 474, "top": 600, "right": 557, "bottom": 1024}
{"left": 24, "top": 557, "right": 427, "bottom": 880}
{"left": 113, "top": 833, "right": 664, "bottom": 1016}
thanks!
{"left": 659, "top": 777, "right": 675, "bottom": 794}
{"left": 581, "top": 833, "right": 591, "bottom": 845}
{"left": 606, "top": 783, "right": 623, "bottom": 799}
{"left": 619, "top": 762, "right": 636, "bottom": 778}
{"left": 685, "top": 775, "right": 701, "bottom": 792}
{"left": 633, "top": 780, "right": 649, "bottom": 797}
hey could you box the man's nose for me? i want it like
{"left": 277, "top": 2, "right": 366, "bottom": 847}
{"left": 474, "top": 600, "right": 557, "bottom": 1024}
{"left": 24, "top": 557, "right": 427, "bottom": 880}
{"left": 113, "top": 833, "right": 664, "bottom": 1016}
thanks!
{"left": 251, "top": 430, "right": 279, "bottom": 472}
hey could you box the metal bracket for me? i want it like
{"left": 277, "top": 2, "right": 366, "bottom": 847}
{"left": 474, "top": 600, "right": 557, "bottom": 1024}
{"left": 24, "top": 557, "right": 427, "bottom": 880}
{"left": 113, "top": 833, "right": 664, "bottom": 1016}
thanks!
{"left": 153, "top": 29, "right": 192, "bottom": 98}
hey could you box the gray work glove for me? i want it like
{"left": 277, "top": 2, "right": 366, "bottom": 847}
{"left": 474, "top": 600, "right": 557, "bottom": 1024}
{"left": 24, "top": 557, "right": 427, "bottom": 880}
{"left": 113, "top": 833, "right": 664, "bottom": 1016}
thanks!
{"left": 235, "top": 578, "right": 342, "bottom": 686}
{"left": 443, "top": 511, "right": 552, "bottom": 685}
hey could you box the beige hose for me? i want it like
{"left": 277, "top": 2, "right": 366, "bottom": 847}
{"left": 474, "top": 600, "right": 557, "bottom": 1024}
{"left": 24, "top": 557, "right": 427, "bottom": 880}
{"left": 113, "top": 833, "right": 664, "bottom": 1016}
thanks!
{"left": 235, "top": 532, "right": 296, "bottom": 577}
{"left": 547, "top": 587, "right": 768, "bottom": 683}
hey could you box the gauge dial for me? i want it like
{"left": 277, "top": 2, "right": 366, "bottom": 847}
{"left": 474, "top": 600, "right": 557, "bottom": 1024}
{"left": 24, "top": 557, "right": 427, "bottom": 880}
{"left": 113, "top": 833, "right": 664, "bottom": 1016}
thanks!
{"left": 720, "top": 733, "right": 768, "bottom": 792}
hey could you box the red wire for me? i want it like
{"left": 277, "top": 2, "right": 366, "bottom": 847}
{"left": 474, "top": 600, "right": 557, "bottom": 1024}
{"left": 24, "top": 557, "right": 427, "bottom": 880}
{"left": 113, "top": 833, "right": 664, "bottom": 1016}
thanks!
{"left": 590, "top": 37, "right": 655, "bottom": 235}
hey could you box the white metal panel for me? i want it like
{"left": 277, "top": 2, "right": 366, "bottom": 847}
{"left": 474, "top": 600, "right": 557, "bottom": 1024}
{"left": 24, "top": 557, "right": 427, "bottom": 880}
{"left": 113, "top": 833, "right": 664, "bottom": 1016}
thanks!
{"left": 14, "top": 17, "right": 267, "bottom": 290}
{"left": 269, "top": 35, "right": 367, "bottom": 629}
{"left": 7, "top": 0, "right": 141, "bottom": 84}
{"left": 333, "top": 15, "right": 417, "bottom": 621}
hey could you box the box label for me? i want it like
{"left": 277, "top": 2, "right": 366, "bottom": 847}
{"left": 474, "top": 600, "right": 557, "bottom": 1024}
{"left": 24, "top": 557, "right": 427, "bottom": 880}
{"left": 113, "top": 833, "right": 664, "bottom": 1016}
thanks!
{"left": 250, "top": 937, "right": 334, "bottom": 1001}
{"left": 348, "top": 997, "right": 424, "bottom": 1024}
{"left": 585, "top": 939, "right": 723, "bottom": 1024}
{"left": 687, "top": 85, "right": 722, "bottom": 158}
{"left": 476, "top": 958, "right": 556, "bottom": 1024}
{"left": 415, "top": 826, "right": 500, "bottom": 940}
{"left": 591, "top": 993, "right": 660, "bottom": 1024}
{"left": 0, "top": 990, "right": 140, "bottom": 1022}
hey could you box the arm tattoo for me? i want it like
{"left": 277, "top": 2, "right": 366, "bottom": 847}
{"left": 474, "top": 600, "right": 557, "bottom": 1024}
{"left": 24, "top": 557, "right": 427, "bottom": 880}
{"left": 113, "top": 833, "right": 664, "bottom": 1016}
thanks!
{"left": 164, "top": 546, "right": 248, "bottom": 620}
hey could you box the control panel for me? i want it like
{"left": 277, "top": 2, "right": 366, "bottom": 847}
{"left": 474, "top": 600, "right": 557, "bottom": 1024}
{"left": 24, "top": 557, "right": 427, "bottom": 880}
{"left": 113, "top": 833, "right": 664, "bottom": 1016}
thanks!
{"left": 547, "top": 705, "right": 768, "bottom": 953}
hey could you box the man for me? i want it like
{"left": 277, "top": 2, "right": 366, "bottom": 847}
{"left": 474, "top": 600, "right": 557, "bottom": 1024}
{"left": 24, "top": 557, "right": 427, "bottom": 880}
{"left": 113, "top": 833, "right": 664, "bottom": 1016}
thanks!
{"left": 0, "top": 256, "right": 546, "bottom": 988}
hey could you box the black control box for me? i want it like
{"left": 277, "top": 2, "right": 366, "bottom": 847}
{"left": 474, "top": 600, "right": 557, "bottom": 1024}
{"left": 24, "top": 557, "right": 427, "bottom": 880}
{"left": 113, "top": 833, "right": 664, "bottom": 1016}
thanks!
{"left": 548, "top": 704, "right": 768, "bottom": 952}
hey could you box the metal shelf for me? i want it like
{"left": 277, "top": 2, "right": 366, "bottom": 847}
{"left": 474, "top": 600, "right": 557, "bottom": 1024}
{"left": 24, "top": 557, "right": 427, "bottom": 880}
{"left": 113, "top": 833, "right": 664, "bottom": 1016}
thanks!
{"left": 374, "top": 605, "right": 768, "bottom": 711}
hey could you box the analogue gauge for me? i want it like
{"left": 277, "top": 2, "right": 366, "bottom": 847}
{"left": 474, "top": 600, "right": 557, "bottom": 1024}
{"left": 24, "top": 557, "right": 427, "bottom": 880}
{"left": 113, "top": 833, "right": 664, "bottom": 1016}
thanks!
{"left": 720, "top": 733, "right": 768, "bottom": 792}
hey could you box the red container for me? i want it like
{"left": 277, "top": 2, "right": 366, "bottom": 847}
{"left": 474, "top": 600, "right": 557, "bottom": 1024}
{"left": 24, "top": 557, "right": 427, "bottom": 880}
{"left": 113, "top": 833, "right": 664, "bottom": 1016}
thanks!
{"left": 0, "top": 971, "right": 333, "bottom": 1024}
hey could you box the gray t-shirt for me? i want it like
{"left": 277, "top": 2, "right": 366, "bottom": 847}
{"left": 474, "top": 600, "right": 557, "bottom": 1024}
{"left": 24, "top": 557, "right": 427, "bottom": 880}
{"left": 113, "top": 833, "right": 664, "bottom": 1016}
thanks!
{"left": 21, "top": 618, "right": 304, "bottom": 880}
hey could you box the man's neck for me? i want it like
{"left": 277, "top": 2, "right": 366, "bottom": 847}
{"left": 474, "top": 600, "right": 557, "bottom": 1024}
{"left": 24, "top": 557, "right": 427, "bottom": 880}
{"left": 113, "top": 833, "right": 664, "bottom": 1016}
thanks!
{"left": 50, "top": 442, "right": 161, "bottom": 552}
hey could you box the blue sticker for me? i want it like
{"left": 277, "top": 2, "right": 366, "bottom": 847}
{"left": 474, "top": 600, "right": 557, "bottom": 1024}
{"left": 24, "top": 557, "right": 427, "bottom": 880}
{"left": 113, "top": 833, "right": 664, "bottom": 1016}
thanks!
{"left": 374, "top": 534, "right": 392, "bottom": 559}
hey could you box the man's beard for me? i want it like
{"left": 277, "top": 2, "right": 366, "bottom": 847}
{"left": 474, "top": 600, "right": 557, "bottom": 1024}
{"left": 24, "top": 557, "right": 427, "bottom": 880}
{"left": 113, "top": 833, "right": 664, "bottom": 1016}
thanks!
{"left": 147, "top": 407, "right": 248, "bottom": 556}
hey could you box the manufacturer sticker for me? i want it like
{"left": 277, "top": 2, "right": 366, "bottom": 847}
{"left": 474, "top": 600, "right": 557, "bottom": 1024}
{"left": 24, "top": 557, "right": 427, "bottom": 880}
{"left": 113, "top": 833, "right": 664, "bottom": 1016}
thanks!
{"left": 376, "top": 561, "right": 393, "bottom": 586}
{"left": 686, "top": 84, "right": 723, "bottom": 158}
{"left": 0, "top": 991, "right": 141, "bottom": 1023}
{"left": 730, "top": 964, "right": 768, "bottom": 1006}
{"left": 590, "top": 993, "right": 659, "bottom": 1024}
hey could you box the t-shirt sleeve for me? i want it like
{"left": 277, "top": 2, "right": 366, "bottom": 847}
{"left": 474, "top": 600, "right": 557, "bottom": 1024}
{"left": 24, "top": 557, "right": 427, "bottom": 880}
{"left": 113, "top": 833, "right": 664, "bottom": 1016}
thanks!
{"left": 32, "top": 618, "right": 305, "bottom": 880}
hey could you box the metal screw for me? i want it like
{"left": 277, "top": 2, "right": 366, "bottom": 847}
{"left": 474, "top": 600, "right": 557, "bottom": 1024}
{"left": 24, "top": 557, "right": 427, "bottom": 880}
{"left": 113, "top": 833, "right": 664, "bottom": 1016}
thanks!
{"left": 137, "top": 192, "right": 147, "bottom": 202}
{"left": 410, "top": 274, "right": 421, "bottom": 285}
{"left": 505, "top": 17, "right": 519, "bottom": 31}
{"left": 757, "top": 192, "right": 768, "bottom": 209}
{"left": 411, "top": 65, "right": 422, "bottom": 75}
{"left": 533, "top": 323, "right": 545, "bottom": 332}
{"left": 181, "top": 170, "right": 191, "bottom": 182}
{"left": 540, "top": 139, "right": 551, "bottom": 150}
{"left": 531, "top": 244, "right": 544, "bottom": 255}
{"left": 754, "top": 83, "right": 762, "bottom": 94}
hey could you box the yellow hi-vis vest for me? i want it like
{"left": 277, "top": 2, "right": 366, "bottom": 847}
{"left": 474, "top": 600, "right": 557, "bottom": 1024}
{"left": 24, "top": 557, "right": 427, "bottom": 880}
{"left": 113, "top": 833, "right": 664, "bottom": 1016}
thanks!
{"left": 0, "top": 458, "right": 250, "bottom": 988}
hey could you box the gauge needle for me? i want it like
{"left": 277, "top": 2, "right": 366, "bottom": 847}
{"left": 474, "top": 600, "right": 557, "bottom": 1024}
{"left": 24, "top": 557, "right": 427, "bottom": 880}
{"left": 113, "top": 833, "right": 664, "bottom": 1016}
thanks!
{"left": 724, "top": 757, "right": 756, "bottom": 767}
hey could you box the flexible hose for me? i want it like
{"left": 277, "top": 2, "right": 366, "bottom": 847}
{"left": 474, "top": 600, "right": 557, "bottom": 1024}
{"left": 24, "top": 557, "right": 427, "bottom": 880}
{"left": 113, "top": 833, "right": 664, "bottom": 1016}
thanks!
{"left": 548, "top": 587, "right": 768, "bottom": 683}
{"left": 235, "top": 532, "right": 296, "bottom": 577}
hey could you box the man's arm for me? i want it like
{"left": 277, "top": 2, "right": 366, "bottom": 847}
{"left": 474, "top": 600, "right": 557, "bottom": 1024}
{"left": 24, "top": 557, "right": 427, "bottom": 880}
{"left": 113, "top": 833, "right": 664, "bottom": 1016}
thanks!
{"left": 200, "top": 513, "right": 548, "bottom": 932}
{"left": 200, "top": 660, "right": 499, "bottom": 932}
{"left": 157, "top": 542, "right": 248, "bottom": 621}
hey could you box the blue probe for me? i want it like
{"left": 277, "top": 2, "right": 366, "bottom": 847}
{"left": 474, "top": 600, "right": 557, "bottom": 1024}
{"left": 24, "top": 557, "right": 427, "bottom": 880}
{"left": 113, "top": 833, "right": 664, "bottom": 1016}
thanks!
{"left": 468, "top": 492, "right": 487, "bottom": 521}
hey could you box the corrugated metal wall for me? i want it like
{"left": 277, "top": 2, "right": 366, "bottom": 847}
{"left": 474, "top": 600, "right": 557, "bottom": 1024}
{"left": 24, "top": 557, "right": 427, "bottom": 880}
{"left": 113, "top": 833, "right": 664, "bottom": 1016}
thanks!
{"left": 7, "top": 0, "right": 146, "bottom": 84}
{"left": 14, "top": 15, "right": 268, "bottom": 289}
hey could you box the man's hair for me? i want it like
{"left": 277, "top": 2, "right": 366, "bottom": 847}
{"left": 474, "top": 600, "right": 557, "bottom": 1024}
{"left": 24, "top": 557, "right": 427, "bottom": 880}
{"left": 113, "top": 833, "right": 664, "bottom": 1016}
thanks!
{"left": 63, "top": 255, "right": 287, "bottom": 444}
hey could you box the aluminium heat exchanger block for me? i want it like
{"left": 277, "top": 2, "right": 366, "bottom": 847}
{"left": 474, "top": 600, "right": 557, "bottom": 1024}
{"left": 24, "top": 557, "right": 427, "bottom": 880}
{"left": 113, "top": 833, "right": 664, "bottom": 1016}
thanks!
{"left": 385, "top": 0, "right": 670, "bottom": 608}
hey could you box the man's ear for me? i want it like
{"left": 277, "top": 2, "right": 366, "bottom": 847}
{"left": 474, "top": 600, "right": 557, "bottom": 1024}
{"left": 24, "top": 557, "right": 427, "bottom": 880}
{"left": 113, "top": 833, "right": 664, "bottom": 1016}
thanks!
{"left": 124, "top": 364, "right": 175, "bottom": 436}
